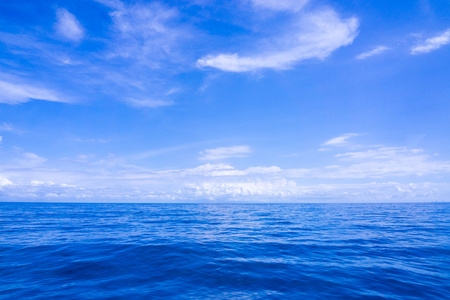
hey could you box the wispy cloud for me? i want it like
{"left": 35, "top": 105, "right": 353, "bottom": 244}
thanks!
{"left": 54, "top": 8, "right": 85, "bottom": 42}
{"left": 186, "top": 163, "right": 244, "bottom": 176}
{"left": 184, "top": 181, "right": 442, "bottom": 201}
{"left": 250, "top": 0, "right": 310, "bottom": 11}
{"left": 356, "top": 45, "right": 390, "bottom": 60}
{"left": 288, "top": 146, "right": 450, "bottom": 179}
{"left": 15, "top": 152, "right": 47, "bottom": 168}
{"left": 94, "top": 0, "right": 124, "bottom": 10}
{"left": 0, "top": 177, "right": 13, "bottom": 187}
{"left": 0, "top": 1, "right": 191, "bottom": 108}
{"left": 0, "top": 32, "right": 81, "bottom": 66}
{"left": 1, "top": 177, "right": 443, "bottom": 202}
{"left": 73, "top": 137, "right": 107, "bottom": 143}
{"left": 411, "top": 29, "right": 450, "bottom": 54}
{"left": 125, "top": 98, "right": 174, "bottom": 108}
{"left": 322, "top": 133, "right": 359, "bottom": 147}
{"left": 1, "top": 139, "right": 450, "bottom": 201}
{"left": 199, "top": 145, "right": 253, "bottom": 160}
{"left": 134, "top": 141, "right": 209, "bottom": 160}
{"left": 185, "top": 178, "right": 296, "bottom": 198}
{"left": 185, "top": 164, "right": 281, "bottom": 177}
{"left": 98, "top": 0, "right": 190, "bottom": 66}
{"left": 0, "top": 123, "right": 13, "bottom": 131}
{"left": 0, "top": 79, "right": 67, "bottom": 104}
{"left": 197, "top": 9, "right": 359, "bottom": 72}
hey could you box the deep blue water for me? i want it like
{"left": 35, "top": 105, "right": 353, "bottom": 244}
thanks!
{"left": 0, "top": 203, "right": 449, "bottom": 299}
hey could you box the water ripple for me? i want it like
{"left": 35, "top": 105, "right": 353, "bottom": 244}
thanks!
{"left": 0, "top": 203, "right": 449, "bottom": 299}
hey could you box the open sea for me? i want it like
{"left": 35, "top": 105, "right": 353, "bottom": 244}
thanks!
{"left": 0, "top": 202, "right": 449, "bottom": 299}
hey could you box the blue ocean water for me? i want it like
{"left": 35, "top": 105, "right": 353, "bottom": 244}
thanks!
{"left": 0, "top": 203, "right": 449, "bottom": 299}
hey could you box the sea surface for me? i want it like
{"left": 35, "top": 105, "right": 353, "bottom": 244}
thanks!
{"left": 0, "top": 202, "right": 449, "bottom": 299}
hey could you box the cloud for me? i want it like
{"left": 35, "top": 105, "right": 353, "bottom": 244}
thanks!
{"left": 186, "top": 163, "right": 246, "bottom": 176}
{"left": 184, "top": 164, "right": 281, "bottom": 177}
{"left": 0, "top": 32, "right": 82, "bottom": 66}
{"left": 54, "top": 8, "right": 85, "bottom": 42}
{"left": 322, "top": 133, "right": 359, "bottom": 147}
{"left": 197, "top": 9, "right": 359, "bottom": 72}
{"left": 69, "top": 154, "right": 97, "bottom": 163}
{"left": 411, "top": 29, "right": 450, "bottom": 54}
{"left": 15, "top": 153, "right": 47, "bottom": 168}
{"left": 94, "top": 0, "right": 124, "bottom": 10}
{"left": 1, "top": 140, "right": 450, "bottom": 201}
{"left": 199, "top": 145, "right": 253, "bottom": 160}
{"left": 184, "top": 180, "right": 444, "bottom": 201}
{"left": 288, "top": 146, "right": 450, "bottom": 179}
{"left": 98, "top": 0, "right": 190, "bottom": 66}
{"left": 246, "top": 166, "right": 282, "bottom": 174}
{"left": 133, "top": 141, "right": 208, "bottom": 160}
{"left": 125, "top": 98, "right": 174, "bottom": 108}
{"left": 1, "top": 178, "right": 444, "bottom": 202}
{"left": 0, "top": 1, "right": 192, "bottom": 109}
{"left": 0, "top": 177, "right": 443, "bottom": 202}
{"left": 250, "top": 0, "right": 309, "bottom": 11}
{"left": 0, "top": 123, "right": 13, "bottom": 131}
{"left": 333, "top": 147, "right": 450, "bottom": 178}
{"left": 73, "top": 138, "right": 107, "bottom": 144}
{"left": 30, "top": 180, "right": 56, "bottom": 186}
{"left": 356, "top": 46, "right": 390, "bottom": 60}
{"left": 0, "top": 177, "right": 13, "bottom": 187}
{"left": 186, "top": 178, "right": 297, "bottom": 198}
{"left": 0, "top": 79, "right": 66, "bottom": 104}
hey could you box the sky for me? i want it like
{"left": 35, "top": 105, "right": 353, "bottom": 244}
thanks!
{"left": 0, "top": 0, "right": 449, "bottom": 202}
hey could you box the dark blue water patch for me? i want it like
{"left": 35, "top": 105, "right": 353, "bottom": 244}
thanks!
{"left": 0, "top": 202, "right": 449, "bottom": 299}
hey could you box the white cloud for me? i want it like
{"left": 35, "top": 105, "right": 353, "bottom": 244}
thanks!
{"left": 30, "top": 180, "right": 55, "bottom": 186}
{"left": 184, "top": 164, "right": 281, "bottom": 177}
{"left": 322, "top": 133, "right": 359, "bottom": 147}
{"left": 0, "top": 177, "right": 13, "bottom": 187}
{"left": 0, "top": 79, "right": 66, "bottom": 104}
{"left": 184, "top": 163, "right": 236, "bottom": 176}
{"left": 197, "top": 9, "right": 358, "bottom": 72}
{"left": 0, "top": 32, "right": 82, "bottom": 66}
{"left": 69, "top": 154, "right": 97, "bottom": 163}
{"left": 356, "top": 45, "right": 390, "bottom": 60}
{"left": 250, "top": 0, "right": 309, "bottom": 11}
{"left": 94, "top": 0, "right": 124, "bottom": 10}
{"left": 1, "top": 149, "right": 447, "bottom": 201}
{"left": 0, "top": 1, "right": 185, "bottom": 108}
{"left": 165, "top": 87, "right": 181, "bottom": 96}
{"left": 99, "top": 0, "right": 189, "bottom": 65}
{"left": 186, "top": 178, "right": 297, "bottom": 198}
{"left": 16, "top": 153, "right": 47, "bottom": 168}
{"left": 5, "top": 141, "right": 447, "bottom": 186}
{"left": 199, "top": 145, "right": 253, "bottom": 160}
{"left": 183, "top": 180, "right": 445, "bottom": 201}
{"left": 0, "top": 177, "right": 443, "bottom": 202}
{"left": 73, "top": 138, "right": 107, "bottom": 143}
{"left": 54, "top": 8, "right": 85, "bottom": 42}
{"left": 411, "top": 29, "right": 450, "bottom": 54}
{"left": 288, "top": 146, "right": 450, "bottom": 179}
{"left": 2, "top": 138, "right": 450, "bottom": 202}
{"left": 0, "top": 178, "right": 442, "bottom": 202}
{"left": 335, "top": 147, "right": 422, "bottom": 160}
{"left": 0, "top": 123, "right": 13, "bottom": 131}
{"left": 125, "top": 98, "right": 174, "bottom": 108}
{"left": 133, "top": 142, "right": 207, "bottom": 160}
{"left": 246, "top": 166, "right": 282, "bottom": 174}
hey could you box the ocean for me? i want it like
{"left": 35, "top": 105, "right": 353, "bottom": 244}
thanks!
{"left": 0, "top": 202, "right": 449, "bottom": 299}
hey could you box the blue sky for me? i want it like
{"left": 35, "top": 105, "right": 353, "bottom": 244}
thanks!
{"left": 0, "top": 0, "right": 449, "bottom": 202}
